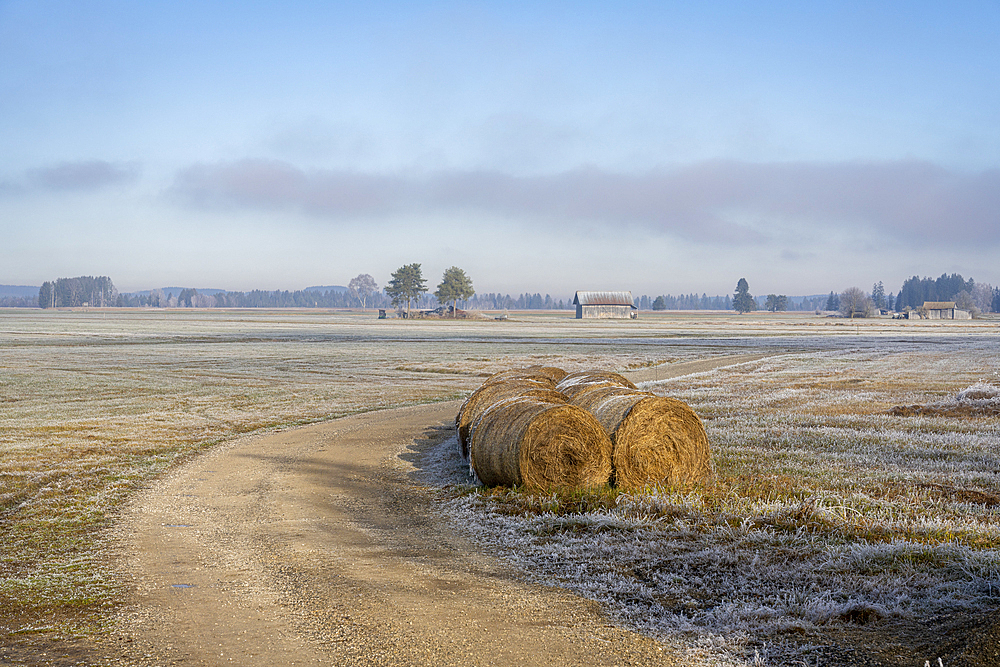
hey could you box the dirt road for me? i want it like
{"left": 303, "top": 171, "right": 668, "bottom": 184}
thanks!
{"left": 105, "top": 355, "right": 775, "bottom": 666}
{"left": 109, "top": 403, "right": 678, "bottom": 666}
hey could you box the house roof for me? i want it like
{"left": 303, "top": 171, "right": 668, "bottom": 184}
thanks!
{"left": 573, "top": 291, "right": 636, "bottom": 308}
{"left": 923, "top": 301, "right": 956, "bottom": 310}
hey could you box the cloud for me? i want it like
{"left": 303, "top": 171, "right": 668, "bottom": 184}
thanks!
{"left": 0, "top": 180, "right": 23, "bottom": 196}
{"left": 28, "top": 160, "right": 139, "bottom": 191}
{"left": 168, "top": 159, "right": 1000, "bottom": 247}
{"left": 172, "top": 159, "right": 412, "bottom": 217}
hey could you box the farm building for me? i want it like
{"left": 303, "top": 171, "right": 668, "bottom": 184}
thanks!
{"left": 908, "top": 301, "right": 973, "bottom": 320}
{"left": 573, "top": 291, "right": 638, "bottom": 319}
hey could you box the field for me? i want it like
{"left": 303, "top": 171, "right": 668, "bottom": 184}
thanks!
{"left": 1, "top": 308, "right": 999, "bottom": 664}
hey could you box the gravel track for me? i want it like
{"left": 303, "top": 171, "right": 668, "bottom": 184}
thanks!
{"left": 105, "top": 401, "right": 680, "bottom": 666}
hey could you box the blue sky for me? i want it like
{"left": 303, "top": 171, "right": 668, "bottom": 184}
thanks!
{"left": 1, "top": 1, "right": 998, "bottom": 296}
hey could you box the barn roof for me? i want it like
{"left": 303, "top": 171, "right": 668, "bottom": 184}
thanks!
{"left": 923, "top": 301, "right": 957, "bottom": 310}
{"left": 573, "top": 291, "right": 636, "bottom": 307}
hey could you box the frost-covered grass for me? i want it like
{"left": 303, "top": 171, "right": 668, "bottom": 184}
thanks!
{"left": 423, "top": 341, "right": 1000, "bottom": 665}
{"left": 3, "top": 308, "right": 998, "bottom": 661}
{"left": 0, "top": 308, "right": 763, "bottom": 635}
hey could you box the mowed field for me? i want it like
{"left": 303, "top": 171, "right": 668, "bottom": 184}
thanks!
{"left": 1, "top": 308, "right": 999, "bottom": 665}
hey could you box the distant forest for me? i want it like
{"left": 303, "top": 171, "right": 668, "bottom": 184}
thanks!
{"left": 13, "top": 272, "right": 998, "bottom": 313}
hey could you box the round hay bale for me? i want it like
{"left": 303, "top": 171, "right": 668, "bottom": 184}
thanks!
{"left": 556, "top": 370, "right": 637, "bottom": 399}
{"left": 522, "top": 365, "right": 569, "bottom": 383}
{"left": 611, "top": 396, "right": 712, "bottom": 490}
{"left": 559, "top": 380, "right": 638, "bottom": 402}
{"left": 482, "top": 367, "right": 562, "bottom": 387}
{"left": 567, "top": 385, "right": 652, "bottom": 435}
{"left": 455, "top": 380, "right": 564, "bottom": 459}
{"left": 469, "top": 397, "right": 612, "bottom": 490}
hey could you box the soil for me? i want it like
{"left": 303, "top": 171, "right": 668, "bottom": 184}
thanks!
{"left": 100, "top": 401, "right": 677, "bottom": 666}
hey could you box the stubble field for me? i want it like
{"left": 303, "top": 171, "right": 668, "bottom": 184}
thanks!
{"left": 1, "top": 308, "right": 998, "bottom": 665}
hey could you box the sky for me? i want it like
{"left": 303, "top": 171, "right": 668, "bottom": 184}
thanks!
{"left": 1, "top": 1, "right": 998, "bottom": 297}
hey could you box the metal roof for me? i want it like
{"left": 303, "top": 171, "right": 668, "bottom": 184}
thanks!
{"left": 574, "top": 291, "right": 636, "bottom": 307}
{"left": 923, "top": 301, "right": 957, "bottom": 310}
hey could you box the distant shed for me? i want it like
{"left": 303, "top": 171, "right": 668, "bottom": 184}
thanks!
{"left": 918, "top": 301, "right": 972, "bottom": 320}
{"left": 574, "top": 291, "right": 637, "bottom": 319}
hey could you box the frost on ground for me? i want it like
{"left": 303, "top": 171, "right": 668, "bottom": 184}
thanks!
{"left": 891, "top": 380, "right": 1000, "bottom": 417}
{"left": 417, "top": 343, "right": 1000, "bottom": 666}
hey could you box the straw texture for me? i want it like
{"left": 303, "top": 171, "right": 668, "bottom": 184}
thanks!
{"left": 611, "top": 396, "right": 712, "bottom": 490}
{"left": 469, "top": 397, "right": 612, "bottom": 490}
{"left": 555, "top": 370, "right": 637, "bottom": 399}
{"left": 568, "top": 386, "right": 712, "bottom": 489}
{"left": 456, "top": 380, "right": 564, "bottom": 459}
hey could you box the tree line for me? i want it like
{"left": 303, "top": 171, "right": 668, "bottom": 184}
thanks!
{"left": 23, "top": 271, "right": 1000, "bottom": 315}
{"left": 731, "top": 273, "right": 1000, "bottom": 318}
{"left": 38, "top": 276, "right": 118, "bottom": 308}
{"left": 809, "top": 274, "right": 998, "bottom": 318}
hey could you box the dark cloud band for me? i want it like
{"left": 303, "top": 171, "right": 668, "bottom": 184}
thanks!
{"left": 29, "top": 160, "right": 139, "bottom": 191}
{"left": 169, "top": 159, "right": 1000, "bottom": 247}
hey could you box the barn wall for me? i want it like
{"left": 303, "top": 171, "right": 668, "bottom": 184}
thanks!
{"left": 578, "top": 305, "right": 633, "bottom": 319}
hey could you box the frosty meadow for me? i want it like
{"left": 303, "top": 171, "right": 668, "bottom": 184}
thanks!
{"left": 1, "top": 308, "right": 998, "bottom": 665}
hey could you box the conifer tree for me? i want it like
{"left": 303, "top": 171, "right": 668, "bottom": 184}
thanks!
{"left": 733, "top": 278, "right": 756, "bottom": 314}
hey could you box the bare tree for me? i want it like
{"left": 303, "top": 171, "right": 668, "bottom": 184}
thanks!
{"left": 954, "top": 290, "right": 980, "bottom": 317}
{"left": 193, "top": 293, "right": 216, "bottom": 308}
{"left": 972, "top": 282, "right": 994, "bottom": 313}
{"left": 348, "top": 274, "right": 379, "bottom": 310}
{"left": 839, "top": 287, "right": 874, "bottom": 318}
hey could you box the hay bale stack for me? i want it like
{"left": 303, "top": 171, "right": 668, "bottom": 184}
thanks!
{"left": 567, "top": 385, "right": 711, "bottom": 489}
{"left": 482, "top": 366, "right": 566, "bottom": 387}
{"left": 456, "top": 380, "right": 565, "bottom": 459}
{"left": 568, "top": 385, "right": 653, "bottom": 435}
{"left": 609, "top": 397, "right": 711, "bottom": 490}
{"left": 522, "top": 365, "right": 569, "bottom": 384}
{"left": 469, "top": 397, "right": 612, "bottom": 490}
{"left": 556, "top": 370, "right": 637, "bottom": 400}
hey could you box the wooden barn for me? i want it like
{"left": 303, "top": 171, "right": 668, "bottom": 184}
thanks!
{"left": 921, "top": 301, "right": 972, "bottom": 320}
{"left": 573, "top": 291, "right": 637, "bottom": 319}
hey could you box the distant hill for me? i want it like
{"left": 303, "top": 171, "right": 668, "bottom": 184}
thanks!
{"left": 304, "top": 285, "right": 348, "bottom": 293}
{"left": 0, "top": 284, "right": 40, "bottom": 298}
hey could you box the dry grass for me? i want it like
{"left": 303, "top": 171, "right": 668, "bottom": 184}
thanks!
{"left": 426, "top": 336, "right": 1000, "bottom": 665}
{"left": 1, "top": 307, "right": 727, "bottom": 636}
{"left": 5, "top": 308, "right": 1000, "bottom": 665}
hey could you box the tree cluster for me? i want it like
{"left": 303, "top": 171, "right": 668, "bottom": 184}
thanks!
{"left": 839, "top": 287, "right": 875, "bottom": 318}
{"left": 896, "top": 273, "right": 975, "bottom": 311}
{"left": 764, "top": 294, "right": 789, "bottom": 312}
{"left": 648, "top": 293, "right": 732, "bottom": 311}
{"left": 384, "top": 264, "right": 478, "bottom": 317}
{"left": 38, "top": 276, "right": 117, "bottom": 308}
{"left": 0, "top": 295, "right": 39, "bottom": 308}
{"left": 467, "top": 293, "right": 568, "bottom": 310}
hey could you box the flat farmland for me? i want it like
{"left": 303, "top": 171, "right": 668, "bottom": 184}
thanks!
{"left": 1, "top": 308, "right": 999, "bottom": 665}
